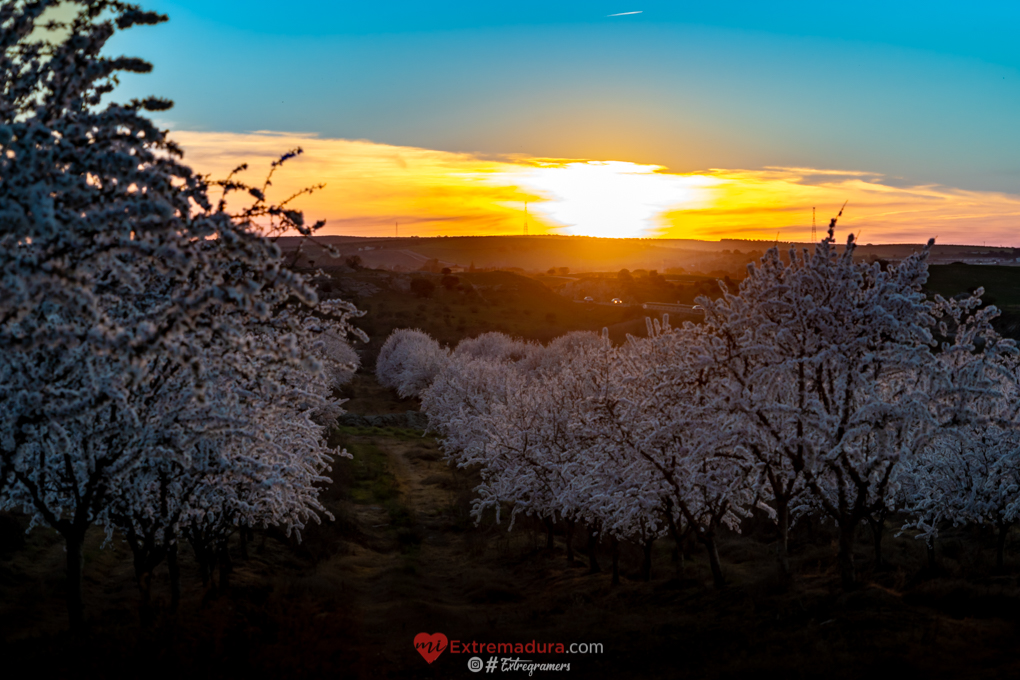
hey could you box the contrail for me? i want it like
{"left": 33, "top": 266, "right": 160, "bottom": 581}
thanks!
{"left": 607, "top": 11, "right": 642, "bottom": 16}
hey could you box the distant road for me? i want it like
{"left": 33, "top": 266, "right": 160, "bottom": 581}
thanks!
{"left": 570, "top": 300, "right": 704, "bottom": 316}
{"left": 642, "top": 302, "right": 703, "bottom": 315}
{"left": 572, "top": 299, "right": 633, "bottom": 308}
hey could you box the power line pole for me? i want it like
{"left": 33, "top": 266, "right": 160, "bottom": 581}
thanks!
{"left": 811, "top": 207, "right": 816, "bottom": 243}
{"left": 524, "top": 201, "right": 528, "bottom": 236}
{"left": 395, "top": 221, "right": 398, "bottom": 238}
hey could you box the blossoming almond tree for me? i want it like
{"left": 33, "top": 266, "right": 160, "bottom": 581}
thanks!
{"left": 606, "top": 320, "right": 754, "bottom": 589}
{"left": 98, "top": 300, "right": 360, "bottom": 612}
{"left": 698, "top": 227, "right": 944, "bottom": 588}
{"left": 0, "top": 0, "right": 363, "bottom": 628}
{"left": 902, "top": 295, "right": 1020, "bottom": 569}
{"left": 420, "top": 341, "right": 534, "bottom": 468}
{"left": 1, "top": 0, "right": 331, "bottom": 463}
{"left": 690, "top": 247, "right": 816, "bottom": 575}
{"left": 561, "top": 335, "right": 672, "bottom": 582}
{"left": 376, "top": 328, "right": 450, "bottom": 399}
{"left": 472, "top": 334, "right": 615, "bottom": 571}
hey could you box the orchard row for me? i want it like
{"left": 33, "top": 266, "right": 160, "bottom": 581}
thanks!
{"left": 1, "top": 1, "right": 362, "bottom": 628}
{"left": 380, "top": 232, "right": 1020, "bottom": 589}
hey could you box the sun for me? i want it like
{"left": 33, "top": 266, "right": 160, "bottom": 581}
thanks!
{"left": 515, "top": 161, "right": 709, "bottom": 238}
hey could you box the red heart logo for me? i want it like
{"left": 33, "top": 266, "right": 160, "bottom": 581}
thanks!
{"left": 414, "top": 632, "right": 448, "bottom": 664}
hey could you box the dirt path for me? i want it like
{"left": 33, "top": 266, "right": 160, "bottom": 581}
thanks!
{"left": 326, "top": 404, "right": 647, "bottom": 679}
{"left": 330, "top": 429, "right": 490, "bottom": 676}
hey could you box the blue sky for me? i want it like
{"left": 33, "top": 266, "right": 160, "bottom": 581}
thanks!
{"left": 102, "top": 1, "right": 1020, "bottom": 241}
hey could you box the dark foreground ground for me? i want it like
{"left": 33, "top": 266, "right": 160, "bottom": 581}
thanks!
{"left": 2, "top": 373, "right": 1020, "bottom": 679}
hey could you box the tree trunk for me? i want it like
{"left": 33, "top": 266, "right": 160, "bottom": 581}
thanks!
{"left": 610, "top": 537, "right": 620, "bottom": 586}
{"left": 996, "top": 520, "right": 1010, "bottom": 571}
{"left": 190, "top": 536, "right": 213, "bottom": 589}
{"left": 544, "top": 517, "right": 555, "bottom": 550}
{"left": 168, "top": 541, "right": 181, "bottom": 613}
{"left": 666, "top": 507, "right": 685, "bottom": 578}
{"left": 587, "top": 528, "right": 601, "bottom": 574}
{"left": 565, "top": 519, "right": 575, "bottom": 563}
{"left": 131, "top": 546, "right": 154, "bottom": 624}
{"left": 837, "top": 522, "right": 858, "bottom": 590}
{"left": 776, "top": 499, "right": 791, "bottom": 577}
{"left": 868, "top": 515, "right": 885, "bottom": 570}
{"left": 65, "top": 530, "right": 86, "bottom": 632}
{"left": 217, "top": 539, "right": 232, "bottom": 593}
{"left": 700, "top": 533, "right": 725, "bottom": 589}
{"left": 926, "top": 537, "right": 936, "bottom": 570}
{"left": 239, "top": 525, "right": 249, "bottom": 561}
{"left": 641, "top": 538, "right": 654, "bottom": 582}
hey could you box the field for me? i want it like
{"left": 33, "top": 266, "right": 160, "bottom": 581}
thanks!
{"left": 323, "top": 269, "right": 647, "bottom": 361}
{"left": 280, "top": 235, "right": 1020, "bottom": 277}
{"left": 5, "top": 265, "right": 1020, "bottom": 678}
{"left": 3, "top": 372, "right": 1020, "bottom": 678}
{"left": 12, "top": 4, "right": 1020, "bottom": 678}
{"left": 324, "top": 260, "right": 1020, "bottom": 357}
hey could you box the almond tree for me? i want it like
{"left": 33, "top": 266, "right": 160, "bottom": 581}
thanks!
{"left": 179, "top": 368, "right": 345, "bottom": 593}
{"left": 565, "top": 335, "right": 672, "bottom": 582}
{"left": 472, "top": 334, "right": 613, "bottom": 571}
{"left": 0, "top": 0, "right": 360, "bottom": 628}
{"left": 691, "top": 248, "right": 815, "bottom": 575}
{"left": 417, "top": 330, "right": 608, "bottom": 567}
{"left": 376, "top": 328, "right": 450, "bottom": 398}
{"left": 903, "top": 297, "right": 1020, "bottom": 569}
{"left": 1, "top": 0, "right": 322, "bottom": 357}
{"left": 1, "top": 0, "right": 328, "bottom": 485}
{"left": 699, "top": 226, "right": 944, "bottom": 589}
{"left": 906, "top": 428, "right": 1020, "bottom": 570}
{"left": 419, "top": 332, "right": 540, "bottom": 467}
{"left": 606, "top": 321, "right": 754, "bottom": 589}
{"left": 99, "top": 302, "right": 360, "bottom": 612}
{"left": 451, "top": 332, "right": 537, "bottom": 363}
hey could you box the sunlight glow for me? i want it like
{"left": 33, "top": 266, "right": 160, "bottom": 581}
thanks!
{"left": 514, "top": 161, "right": 714, "bottom": 238}
{"left": 170, "top": 130, "right": 1020, "bottom": 245}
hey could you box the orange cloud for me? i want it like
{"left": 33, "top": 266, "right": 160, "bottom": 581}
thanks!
{"left": 664, "top": 168, "right": 1020, "bottom": 245}
{"left": 171, "top": 130, "right": 543, "bottom": 237}
{"left": 170, "top": 130, "right": 1020, "bottom": 245}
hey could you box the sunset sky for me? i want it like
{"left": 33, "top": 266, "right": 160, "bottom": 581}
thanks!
{"left": 104, "top": 1, "right": 1020, "bottom": 244}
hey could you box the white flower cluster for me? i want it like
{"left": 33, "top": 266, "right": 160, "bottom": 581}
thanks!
{"left": 0, "top": 0, "right": 363, "bottom": 623}
{"left": 380, "top": 226, "right": 1020, "bottom": 588}
{"left": 376, "top": 328, "right": 451, "bottom": 399}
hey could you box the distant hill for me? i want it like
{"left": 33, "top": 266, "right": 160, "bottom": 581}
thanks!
{"left": 299, "top": 246, "right": 1020, "bottom": 367}
{"left": 311, "top": 268, "right": 639, "bottom": 365}
{"left": 278, "top": 235, "right": 1020, "bottom": 276}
